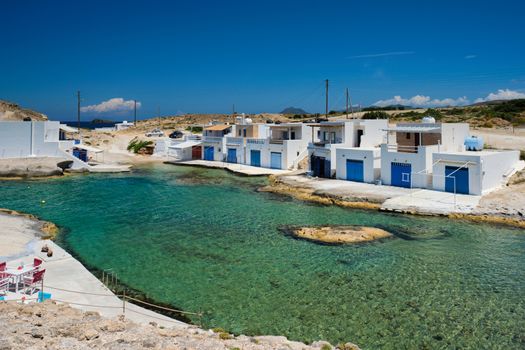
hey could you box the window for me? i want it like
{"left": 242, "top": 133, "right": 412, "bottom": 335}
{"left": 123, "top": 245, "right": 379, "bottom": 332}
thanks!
{"left": 238, "top": 130, "right": 241, "bottom": 136}
{"left": 406, "top": 133, "right": 411, "bottom": 139}
{"left": 243, "top": 129, "right": 247, "bottom": 137}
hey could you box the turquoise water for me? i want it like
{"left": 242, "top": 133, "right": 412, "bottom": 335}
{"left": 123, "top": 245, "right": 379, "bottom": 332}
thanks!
{"left": 0, "top": 164, "right": 524, "bottom": 349}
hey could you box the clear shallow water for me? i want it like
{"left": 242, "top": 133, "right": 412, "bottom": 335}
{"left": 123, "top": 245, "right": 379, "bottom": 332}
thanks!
{"left": 0, "top": 164, "right": 524, "bottom": 349}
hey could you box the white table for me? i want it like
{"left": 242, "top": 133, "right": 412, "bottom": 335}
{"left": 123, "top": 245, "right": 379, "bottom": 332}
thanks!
{"left": 5, "top": 265, "right": 35, "bottom": 293}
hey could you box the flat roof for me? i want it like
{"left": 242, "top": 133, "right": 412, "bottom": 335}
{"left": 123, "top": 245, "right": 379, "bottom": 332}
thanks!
{"left": 204, "top": 124, "right": 232, "bottom": 131}
{"left": 435, "top": 150, "right": 516, "bottom": 156}
{"left": 269, "top": 123, "right": 303, "bottom": 128}
{"left": 383, "top": 126, "right": 441, "bottom": 133}
{"left": 169, "top": 140, "right": 201, "bottom": 149}
{"left": 59, "top": 125, "right": 79, "bottom": 133}
{"left": 306, "top": 122, "right": 346, "bottom": 127}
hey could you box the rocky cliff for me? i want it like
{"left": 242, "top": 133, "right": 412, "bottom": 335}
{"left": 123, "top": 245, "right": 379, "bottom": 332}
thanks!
{"left": 0, "top": 100, "right": 48, "bottom": 121}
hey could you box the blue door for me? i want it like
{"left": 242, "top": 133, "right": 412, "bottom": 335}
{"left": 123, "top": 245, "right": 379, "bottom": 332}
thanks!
{"left": 250, "top": 150, "right": 261, "bottom": 167}
{"left": 391, "top": 162, "right": 412, "bottom": 188}
{"left": 204, "top": 146, "right": 214, "bottom": 160}
{"left": 445, "top": 166, "right": 469, "bottom": 194}
{"left": 227, "top": 148, "right": 237, "bottom": 163}
{"left": 311, "top": 155, "right": 331, "bottom": 178}
{"left": 270, "top": 152, "right": 282, "bottom": 169}
{"left": 346, "top": 159, "right": 364, "bottom": 182}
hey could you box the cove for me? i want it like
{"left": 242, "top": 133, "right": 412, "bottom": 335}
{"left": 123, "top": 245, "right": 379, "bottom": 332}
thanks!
{"left": 0, "top": 164, "right": 523, "bottom": 349}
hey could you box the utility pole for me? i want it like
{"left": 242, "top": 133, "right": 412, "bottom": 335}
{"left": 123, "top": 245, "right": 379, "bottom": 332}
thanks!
{"left": 349, "top": 91, "right": 354, "bottom": 118}
{"left": 345, "top": 88, "right": 349, "bottom": 119}
{"left": 77, "top": 91, "right": 81, "bottom": 137}
{"left": 134, "top": 100, "right": 137, "bottom": 126}
{"left": 325, "top": 79, "right": 329, "bottom": 118}
{"left": 157, "top": 106, "right": 161, "bottom": 128}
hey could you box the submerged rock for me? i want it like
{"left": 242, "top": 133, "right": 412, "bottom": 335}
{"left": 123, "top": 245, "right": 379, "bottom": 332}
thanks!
{"left": 284, "top": 225, "right": 392, "bottom": 244}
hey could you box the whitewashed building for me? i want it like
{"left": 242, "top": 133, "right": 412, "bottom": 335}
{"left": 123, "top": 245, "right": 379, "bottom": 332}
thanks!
{"left": 201, "top": 124, "right": 233, "bottom": 161}
{"left": 380, "top": 122, "right": 470, "bottom": 189}
{"left": 308, "top": 119, "right": 388, "bottom": 178}
{"left": 244, "top": 123, "right": 309, "bottom": 170}
{"left": 0, "top": 121, "right": 91, "bottom": 170}
{"left": 430, "top": 150, "right": 522, "bottom": 195}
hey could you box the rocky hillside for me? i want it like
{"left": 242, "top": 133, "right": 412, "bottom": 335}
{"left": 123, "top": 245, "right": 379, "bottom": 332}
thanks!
{"left": 0, "top": 301, "right": 359, "bottom": 350}
{"left": 0, "top": 100, "right": 48, "bottom": 121}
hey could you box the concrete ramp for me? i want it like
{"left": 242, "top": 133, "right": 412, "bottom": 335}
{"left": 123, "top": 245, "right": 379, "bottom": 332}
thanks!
{"left": 381, "top": 189, "right": 481, "bottom": 215}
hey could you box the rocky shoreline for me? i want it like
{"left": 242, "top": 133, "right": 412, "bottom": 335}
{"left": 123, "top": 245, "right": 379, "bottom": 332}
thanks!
{"left": 0, "top": 301, "right": 359, "bottom": 350}
{"left": 263, "top": 174, "right": 525, "bottom": 229}
{"left": 0, "top": 157, "right": 73, "bottom": 178}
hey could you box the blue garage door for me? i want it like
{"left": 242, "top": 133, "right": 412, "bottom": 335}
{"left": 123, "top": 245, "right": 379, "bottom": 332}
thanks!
{"left": 270, "top": 152, "right": 282, "bottom": 169}
{"left": 445, "top": 166, "right": 469, "bottom": 194}
{"left": 203, "top": 146, "right": 214, "bottom": 160}
{"left": 391, "top": 162, "right": 412, "bottom": 188}
{"left": 250, "top": 150, "right": 261, "bottom": 167}
{"left": 227, "top": 148, "right": 237, "bottom": 163}
{"left": 346, "top": 159, "right": 364, "bottom": 182}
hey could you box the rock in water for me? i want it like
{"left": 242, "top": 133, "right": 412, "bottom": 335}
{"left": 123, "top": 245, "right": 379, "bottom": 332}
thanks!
{"left": 285, "top": 225, "right": 392, "bottom": 244}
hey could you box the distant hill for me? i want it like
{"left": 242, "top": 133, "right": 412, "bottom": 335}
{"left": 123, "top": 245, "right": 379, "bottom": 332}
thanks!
{"left": 363, "top": 104, "right": 414, "bottom": 111}
{"left": 0, "top": 100, "right": 48, "bottom": 121}
{"left": 280, "top": 107, "right": 308, "bottom": 115}
{"left": 470, "top": 99, "right": 524, "bottom": 107}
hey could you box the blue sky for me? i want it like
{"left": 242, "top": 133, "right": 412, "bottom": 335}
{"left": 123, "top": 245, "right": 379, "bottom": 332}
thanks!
{"left": 1, "top": 0, "right": 525, "bottom": 120}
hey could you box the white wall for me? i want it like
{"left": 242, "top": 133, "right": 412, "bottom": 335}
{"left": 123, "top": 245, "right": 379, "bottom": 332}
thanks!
{"left": 336, "top": 148, "right": 380, "bottom": 183}
{"left": 440, "top": 123, "right": 469, "bottom": 152}
{"left": 360, "top": 119, "right": 388, "bottom": 147}
{"left": 201, "top": 140, "right": 225, "bottom": 161}
{"left": 432, "top": 151, "right": 520, "bottom": 195}
{"left": 380, "top": 144, "right": 438, "bottom": 188}
{"left": 0, "top": 121, "right": 64, "bottom": 158}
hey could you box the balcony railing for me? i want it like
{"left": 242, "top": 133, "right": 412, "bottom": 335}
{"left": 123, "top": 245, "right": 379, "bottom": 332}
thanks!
{"left": 385, "top": 144, "right": 419, "bottom": 153}
{"left": 202, "top": 136, "right": 223, "bottom": 143}
{"left": 246, "top": 138, "right": 267, "bottom": 145}
{"left": 310, "top": 138, "right": 343, "bottom": 147}
{"left": 225, "top": 137, "right": 244, "bottom": 145}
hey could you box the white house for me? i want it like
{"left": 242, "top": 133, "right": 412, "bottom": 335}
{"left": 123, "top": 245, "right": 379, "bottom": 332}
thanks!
{"left": 0, "top": 121, "right": 90, "bottom": 170}
{"left": 336, "top": 147, "right": 381, "bottom": 183}
{"left": 225, "top": 121, "right": 270, "bottom": 164}
{"left": 115, "top": 120, "right": 134, "bottom": 131}
{"left": 244, "top": 123, "right": 309, "bottom": 169}
{"left": 158, "top": 136, "right": 202, "bottom": 161}
{"left": 431, "top": 150, "right": 522, "bottom": 195}
{"left": 201, "top": 124, "right": 233, "bottom": 161}
{"left": 308, "top": 119, "right": 388, "bottom": 178}
{"left": 380, "top": 122, "right": 469, "bottom": 189}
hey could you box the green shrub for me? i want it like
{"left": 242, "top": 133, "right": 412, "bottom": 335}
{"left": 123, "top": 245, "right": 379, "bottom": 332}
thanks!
{"left": 219, "top": 332, "right": 233, "bottom": 340}
{"left": 186, "top": 126, "right": 203, "bottom": 133}
{"left": 362, "top": 111, "right": 389, "bottom": 119}
{"left": 127, "top": 137, "right": 153, "bottom": 153}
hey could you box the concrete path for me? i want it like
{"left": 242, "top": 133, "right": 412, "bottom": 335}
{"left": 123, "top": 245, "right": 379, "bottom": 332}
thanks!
{"left": 7, "top": 239, "right": 188, "bottom": 329}
{"left": 381, "top": 189, "right": 481, "bottom": 215}
{"left": 278, "top": 175, "right": 482, "bottom": 215}
{"left": 279, "top": 175, "right": 414, "bottom": 203}
{"left": 170, "top": 159, "right": 291, "bottom": 176}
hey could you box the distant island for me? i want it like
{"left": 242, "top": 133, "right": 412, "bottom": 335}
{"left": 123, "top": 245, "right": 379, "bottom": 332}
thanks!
{"left": 91, "top": 118, "right": 114, "bottom": 124}
{"left": 280, "top": 107, "right": 309, "bottom": 115}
